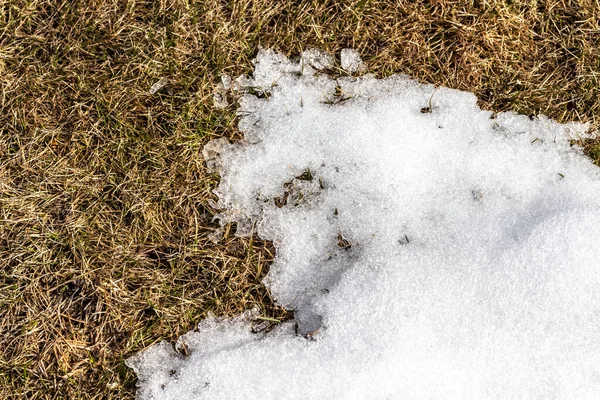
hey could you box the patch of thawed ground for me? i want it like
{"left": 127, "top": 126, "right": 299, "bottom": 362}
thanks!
{"left": 127, "top": 49, "right": 600, "bottom": 399}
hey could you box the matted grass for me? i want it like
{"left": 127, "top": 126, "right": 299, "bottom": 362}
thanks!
{"left": 1, "top": 1, "right": 599, "bottom": 398}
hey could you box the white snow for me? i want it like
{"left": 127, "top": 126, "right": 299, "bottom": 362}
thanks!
{"left": 127, "top": 49, "right": 600, "bottom": 399}
{"left": 340, "top": 48, "right": 366, "bottom": 73}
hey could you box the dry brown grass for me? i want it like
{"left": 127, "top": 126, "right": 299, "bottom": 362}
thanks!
{"left": 1, "top": 0, "right": 599, "bottom": 398}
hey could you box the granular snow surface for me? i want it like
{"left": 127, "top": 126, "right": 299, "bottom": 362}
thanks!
{"left": 127, "top": 49, "right": 600, "bottom": 399}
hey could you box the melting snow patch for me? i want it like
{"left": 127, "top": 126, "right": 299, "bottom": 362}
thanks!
{"left": 340, "top": 48, "right": 366, "bottom": 73}
{"left": 128, "top": 49, "right": 600, "bottom": 399}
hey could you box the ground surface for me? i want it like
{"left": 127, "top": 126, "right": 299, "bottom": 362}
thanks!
{"left": 1, "top": 1, "right": 599, "bottom": 399}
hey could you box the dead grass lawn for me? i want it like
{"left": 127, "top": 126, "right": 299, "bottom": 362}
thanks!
{"left": 1, "top": 0, "right": 599, "bottom": 398}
